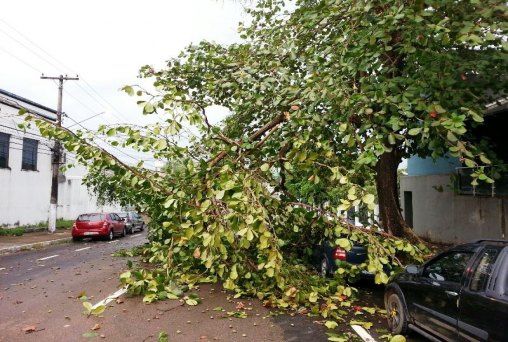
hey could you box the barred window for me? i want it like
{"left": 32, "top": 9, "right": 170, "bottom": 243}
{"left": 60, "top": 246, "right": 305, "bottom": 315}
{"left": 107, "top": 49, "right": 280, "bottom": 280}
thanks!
{"left": 0, "top": 132, "right": 9, "bottom": 168}
{"left": 22, "top": 138, "right": 38, "bottom": 171}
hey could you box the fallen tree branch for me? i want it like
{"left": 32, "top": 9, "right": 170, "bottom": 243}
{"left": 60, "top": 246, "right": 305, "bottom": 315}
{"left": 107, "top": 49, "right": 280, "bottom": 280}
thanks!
{"left": 208, "top": 111, "right": 290, "bottom": 167}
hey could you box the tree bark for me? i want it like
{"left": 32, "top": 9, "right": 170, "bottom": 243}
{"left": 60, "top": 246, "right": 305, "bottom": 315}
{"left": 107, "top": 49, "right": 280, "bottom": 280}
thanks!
{"left": 375, "top": 149, "right": 421, "bottom": 242}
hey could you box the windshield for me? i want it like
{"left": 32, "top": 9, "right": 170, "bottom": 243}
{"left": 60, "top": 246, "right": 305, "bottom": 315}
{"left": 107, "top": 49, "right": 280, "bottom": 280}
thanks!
{"left": 77, "top": 213, "right": 105, "bottom": 222}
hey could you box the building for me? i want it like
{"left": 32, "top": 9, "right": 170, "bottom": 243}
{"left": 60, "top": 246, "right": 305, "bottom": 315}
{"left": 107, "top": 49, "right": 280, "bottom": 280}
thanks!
{"left": 0, "top": 88, "right": 119, "bottom": 228}
{"left": 400, "top": 99, "right": 508, "bottom": 244}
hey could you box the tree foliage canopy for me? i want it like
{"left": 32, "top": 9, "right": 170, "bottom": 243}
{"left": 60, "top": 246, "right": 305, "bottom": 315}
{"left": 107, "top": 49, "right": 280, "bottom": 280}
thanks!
{"left": 23, "top": 0, "right": 507, "bottom": 326}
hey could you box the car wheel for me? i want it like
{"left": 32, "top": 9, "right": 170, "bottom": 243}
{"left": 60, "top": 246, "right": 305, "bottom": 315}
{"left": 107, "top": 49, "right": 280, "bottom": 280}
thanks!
{"left": 386, "top": 292, "right": 408, "bottom": 334}
{"left": 320, "top": 257, "right": 329, "bottom": 278}
{"left": 107, "top": 229, "right": 114, "bottom": 241}
{"left": 128, "top": 227, "right": 133, "bottom": 234}
{"left": 140, "top": 224, "right": 144, "bottom": 232}
{"left": 121, "top": 227, "right": 126, "bottom": 237}
{"left": 72, "top": 236, "right": 81, "bottom": 242}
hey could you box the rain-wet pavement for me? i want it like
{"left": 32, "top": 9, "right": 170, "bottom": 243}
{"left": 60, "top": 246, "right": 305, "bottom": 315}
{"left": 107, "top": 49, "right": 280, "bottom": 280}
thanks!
{"left": 0, "top": 232, "right": 427, "bottom": 341}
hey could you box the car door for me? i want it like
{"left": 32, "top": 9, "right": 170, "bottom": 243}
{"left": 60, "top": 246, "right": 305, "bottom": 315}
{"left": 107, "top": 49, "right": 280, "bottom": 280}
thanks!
{"left": 131, "top": 212, "right": 142, "bottom": 228}
{"left": 111, "top": 213, "right": 122, "bottom": 234}
{"left": 458, "top": 247, "right": 507, "bottom": 342}
{"left": 411, "top": 251, "right": 474, "bottom": 341}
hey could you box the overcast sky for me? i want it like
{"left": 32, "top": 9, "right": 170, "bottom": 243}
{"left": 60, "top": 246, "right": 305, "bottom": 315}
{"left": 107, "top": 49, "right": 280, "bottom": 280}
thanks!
{"left": 0, "top": 0, "right": 246, "bottom": 165}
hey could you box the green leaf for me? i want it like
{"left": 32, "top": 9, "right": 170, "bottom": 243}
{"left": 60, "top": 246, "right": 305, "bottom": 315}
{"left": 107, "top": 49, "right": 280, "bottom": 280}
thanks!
{"left": 155, "top": 139, "right": 167, "bottom": 150}
{"left": 144, "top": 102, "right": 155, "bottom": 114}
{"left": 122, "top": 85, "right": 134, "bottom": 96}
{"left": 464, "top": 158, "right": 475, "bottom": 168}
{"left": 82, "top": 302, "right": 93, "bottom": 312}
{"left": 308, "top": 291, "right": 318, "bottom": 303}
{"left": 200, "top": 200, "right": 211, "bottom": 211}
{"left": 185, "top": 298, "right": 198, "bottom": 306}
{"left": 120, "top": 271, "right": 131, "bottom": 279}
{"left": 91, "top": 305, "right": 106, "bottom": 315}
{"left": 408, "top": 128, "right": 421, "bottom": 136}
{"left": 361, "top": 194, "right": 375, "bottom": 205}
{"left": 215, "top": 190, "right": 225, "bottom": 200}
{"left": 325, "top": 321, "right": 338, "bottom": 329}
{"left": 82, "top": 332, "right": 99, "bottom": 339}
{"left": 390, "top": 335, "right": 407, "bottom": 342}
{"left": 335, "top": 238, "right": 351, "bottom": 250}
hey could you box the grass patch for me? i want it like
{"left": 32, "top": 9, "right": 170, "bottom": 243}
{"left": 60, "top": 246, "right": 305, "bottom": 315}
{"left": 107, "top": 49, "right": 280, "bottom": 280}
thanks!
{"left": 0, "top": 227, "right": 24, "bottom": 236}
{"left": 56, "top": 219, "right": 74, "bottom": 229}
{"left": 0, "top": 218, "right": 74, "bottom": 236}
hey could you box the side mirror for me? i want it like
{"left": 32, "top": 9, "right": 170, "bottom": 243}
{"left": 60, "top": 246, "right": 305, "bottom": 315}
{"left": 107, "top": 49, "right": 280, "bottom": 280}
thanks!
{"left": 406, "top": 265, "right": 419, "bottom": 275}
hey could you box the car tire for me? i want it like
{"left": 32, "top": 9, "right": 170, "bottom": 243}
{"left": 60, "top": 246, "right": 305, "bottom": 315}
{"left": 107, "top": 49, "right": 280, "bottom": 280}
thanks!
{"left": 140, "top": 224, "right": 144, "bottom": 232}
{"left": 106, "top": 229, "right": 114, "bottom": 241}
{"left": 386, "top": 292, "right": 409, "bottom": 334}
{"left": 121, "top": 227, "right": 126, "bottom": 237}
{"left": 320, "top": 257, "right": 330, "bottom": 278}
{"left": 72, "top": 236, "right": 81, "bottom": 242}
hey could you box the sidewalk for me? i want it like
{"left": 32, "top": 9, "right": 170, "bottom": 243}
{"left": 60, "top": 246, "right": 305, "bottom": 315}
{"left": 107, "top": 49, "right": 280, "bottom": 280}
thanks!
{"left": 0, "top": 229, "right": 72, "bottom": 255}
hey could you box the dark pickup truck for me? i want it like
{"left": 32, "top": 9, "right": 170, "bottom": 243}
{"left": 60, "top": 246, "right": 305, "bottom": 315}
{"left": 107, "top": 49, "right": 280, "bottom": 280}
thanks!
{"left": 385, "top": 239, "right": 508, "bottom": 342}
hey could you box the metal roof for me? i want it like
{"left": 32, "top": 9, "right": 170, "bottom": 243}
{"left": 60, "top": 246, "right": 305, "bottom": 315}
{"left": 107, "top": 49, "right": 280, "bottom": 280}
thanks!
{"left": 0, "top": 88, "right": 57, "bottom": 121}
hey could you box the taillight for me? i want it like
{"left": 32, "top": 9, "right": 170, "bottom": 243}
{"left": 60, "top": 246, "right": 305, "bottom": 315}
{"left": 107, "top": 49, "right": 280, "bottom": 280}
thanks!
{"left": 72, "top": 223, "right": 76, "bottom": 229}
{"left": 103, "top": 221, "right": 108, "bottom": 227}
{"left": 333, "top": 247, "right": 347, "bottom": 261}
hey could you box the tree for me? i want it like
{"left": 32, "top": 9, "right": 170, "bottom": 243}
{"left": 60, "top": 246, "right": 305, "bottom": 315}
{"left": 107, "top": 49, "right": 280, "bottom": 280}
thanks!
{"left": 138, "top": 0, "right": 506, "bottom": 239}
{"left": 22, "top": 0, "right": 506, "bottom": 316}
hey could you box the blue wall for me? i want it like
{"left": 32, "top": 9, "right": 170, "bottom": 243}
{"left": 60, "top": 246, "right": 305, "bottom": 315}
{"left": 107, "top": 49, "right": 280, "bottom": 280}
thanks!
{"left": 407, "top": 156, "right": 461, "bottom": 176}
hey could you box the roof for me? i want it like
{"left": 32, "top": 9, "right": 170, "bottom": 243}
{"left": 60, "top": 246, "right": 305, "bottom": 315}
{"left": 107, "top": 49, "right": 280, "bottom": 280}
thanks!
{"left": 454, "top": 239, "right": 508, "bottom": 252}
{"left": 0, "top": 88, "right": 57, "bottom": 121}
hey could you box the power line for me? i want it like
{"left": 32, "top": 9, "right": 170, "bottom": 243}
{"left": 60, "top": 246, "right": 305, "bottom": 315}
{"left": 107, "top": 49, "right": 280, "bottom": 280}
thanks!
{"left": 0, "top": 18, "right": 134, "bottom": 125}
{"left": 0, "top": 45, "right": 42, "bottom": 74}
{"left": 63, "top": 114, "right": 144, "bottom": 163}
{"left": 0, "top": 24, "right": 62, "bottom": 75}
{"left": 5, "top": 145, "right": 53, "bottom": 157}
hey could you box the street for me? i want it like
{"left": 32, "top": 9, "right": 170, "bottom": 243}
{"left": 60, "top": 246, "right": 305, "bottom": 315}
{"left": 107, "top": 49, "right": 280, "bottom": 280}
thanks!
{"left": 0, "top": 232, "right": 334, "bottom": 342}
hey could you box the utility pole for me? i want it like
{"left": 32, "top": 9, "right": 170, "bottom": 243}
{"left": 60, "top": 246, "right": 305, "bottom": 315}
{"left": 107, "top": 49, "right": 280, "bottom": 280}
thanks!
{"left": 41, "top": 74, "right": 79, "bottom": 233}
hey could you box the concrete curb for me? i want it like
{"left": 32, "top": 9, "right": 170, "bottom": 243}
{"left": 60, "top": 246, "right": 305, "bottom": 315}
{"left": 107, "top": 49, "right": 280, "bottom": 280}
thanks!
{"left": 0, "top": 237, "right": 72, "bottom": 255}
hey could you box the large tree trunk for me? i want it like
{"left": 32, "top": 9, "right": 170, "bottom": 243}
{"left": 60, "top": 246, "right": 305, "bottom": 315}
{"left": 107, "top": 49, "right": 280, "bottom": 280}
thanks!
{"left": 375, "top": 149, "right": 421, "bottom": 242}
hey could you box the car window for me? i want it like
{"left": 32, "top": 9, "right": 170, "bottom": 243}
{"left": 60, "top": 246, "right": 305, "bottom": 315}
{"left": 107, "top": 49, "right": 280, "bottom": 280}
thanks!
{"left": 470, "top": 249, "right": 499, "bottom": 292}
{"left": 118, "top": 213, "right": 127, "bottom": 218}
{"left": 423, "top": 251, "right": 473, "bottom": 283}
{"left": 77, "top": 214, "right": 104, "bottom": 222}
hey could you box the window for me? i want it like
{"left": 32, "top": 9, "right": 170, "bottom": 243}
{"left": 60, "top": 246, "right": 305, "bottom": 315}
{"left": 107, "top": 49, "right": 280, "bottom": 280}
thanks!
{"left": 470, "top": 249, "right": 499, "bottom": 292}
{"left": 0, "top": 132, "right": 9, "bottom": 168}
{"left": 423, "top": 251, "right": 473, "bottom": 284}
{"left": 77, "top": 214, "right": 105, "bottom": 222}
{"left": 22, "top": 138, "right": 38, "bottom": 171}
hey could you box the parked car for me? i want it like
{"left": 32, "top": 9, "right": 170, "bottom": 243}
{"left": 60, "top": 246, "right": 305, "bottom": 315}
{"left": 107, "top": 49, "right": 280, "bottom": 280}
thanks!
{"left": 118, "top": 211, "right": 144, "bottom": 234}
{"left": 313, "top": 242, "right": 376, "bottom": 279}
{"left": 385, "top": 239, "right": 508, "bottom": 342}
{"left": 72, "top": 212, "right": 127, "bottom": 241}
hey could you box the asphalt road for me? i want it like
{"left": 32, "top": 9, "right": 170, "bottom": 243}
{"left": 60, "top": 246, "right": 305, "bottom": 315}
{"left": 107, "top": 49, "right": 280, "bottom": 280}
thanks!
{"left": 0, "top": 232, "right": 425, "bottom": 342}
{"left": 0, "top": 232, "right": 318, "bottom": 342}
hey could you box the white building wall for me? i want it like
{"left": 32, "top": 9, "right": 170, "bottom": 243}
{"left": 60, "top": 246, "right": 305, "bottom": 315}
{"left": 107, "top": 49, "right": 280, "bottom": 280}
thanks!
{"left": 0, "top": 90, "right": 121, "bottom": 227}
{"left": 0, "top": 100, "right": 55, "bottom": 227}
{"left": 400, "top": 174, "right": 507, "bottom": 244}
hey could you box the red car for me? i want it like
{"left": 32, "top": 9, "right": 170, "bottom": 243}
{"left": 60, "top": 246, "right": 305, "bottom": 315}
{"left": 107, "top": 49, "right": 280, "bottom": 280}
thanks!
{"left": 72, "top": 213, "right": 126, "bottom": 241}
